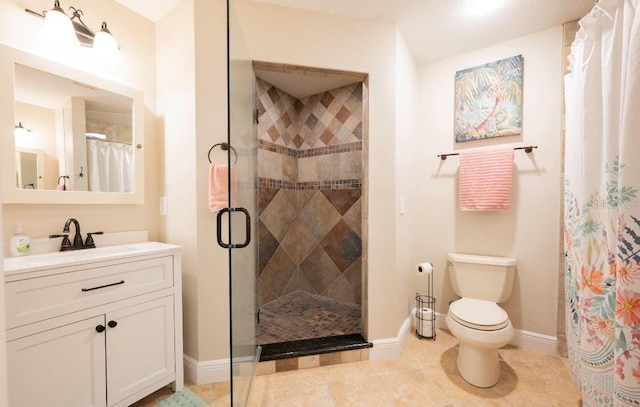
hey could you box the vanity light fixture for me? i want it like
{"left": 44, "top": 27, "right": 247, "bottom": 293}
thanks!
{"left": 14, "top": 122, "right": 31, "bottom": 137}
{"left": 25, "top": 1, "right": 122, "bottom": 62}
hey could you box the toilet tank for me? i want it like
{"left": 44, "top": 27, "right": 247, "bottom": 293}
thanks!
{"left": 447, "top": 253, "right": 516, "bottom": 303}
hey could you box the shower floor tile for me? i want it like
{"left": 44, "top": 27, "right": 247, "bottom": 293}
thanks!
{"left": 258, "top": 291, "right": 361, "bottom": 345}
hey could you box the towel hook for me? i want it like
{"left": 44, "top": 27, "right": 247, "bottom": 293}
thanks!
{"left": 208, "top": 142, "right": 238, "bottom": 164}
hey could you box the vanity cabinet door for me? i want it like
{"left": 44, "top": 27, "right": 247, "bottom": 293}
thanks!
{"left": 7, "top": 315, "right": 107, "bottom": 407}
{"left": 106, "top": 296, "right": 175, "bottom": 406}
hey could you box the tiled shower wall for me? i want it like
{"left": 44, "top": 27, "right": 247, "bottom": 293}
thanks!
{"left": 257, "top": 78, "right": 363, "bottom": 308}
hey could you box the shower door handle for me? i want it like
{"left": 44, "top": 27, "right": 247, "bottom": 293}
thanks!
{"left": 216, "top": 207, "right": 251, "bottom": 249}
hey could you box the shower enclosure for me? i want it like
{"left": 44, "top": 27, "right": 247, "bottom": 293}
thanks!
{"left": 254, "top": 67, "right": 367, "bottom": 352}
{"left": 226, "top": 1, "right": 259, "bottom": 406}
{"left": 226, "top": 2, "right": 369, "bottom": 403}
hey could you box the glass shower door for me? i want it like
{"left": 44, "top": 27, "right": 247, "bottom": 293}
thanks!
{"left": 226, "top": 1, "right": 259, "bottom": 406}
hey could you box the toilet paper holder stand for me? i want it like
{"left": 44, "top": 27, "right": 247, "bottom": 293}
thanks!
{"left": 416, "top": 264, "right": 436, "bottom": 340}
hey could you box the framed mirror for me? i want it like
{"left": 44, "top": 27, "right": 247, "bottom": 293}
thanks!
{"left": 0, "top": 47, "right": 144, "bottom": 204}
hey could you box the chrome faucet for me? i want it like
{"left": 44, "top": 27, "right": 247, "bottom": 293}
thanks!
{"left": 49, "top": 218, "right": 103, "bottom": 251}
{"left": 63, "top": 218, "right": 83, "bottom": 248}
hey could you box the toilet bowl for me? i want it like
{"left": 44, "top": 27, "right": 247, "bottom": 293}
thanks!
{"left": 446, "top": 298, "right": 514, "bottom": 387}
{"left": 445, "top": 253, "right": 516, "bottom": 388}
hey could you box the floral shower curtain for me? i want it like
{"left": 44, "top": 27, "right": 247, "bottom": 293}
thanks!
{"left": 564, "top": 0, "right": 640, "bottom": 405}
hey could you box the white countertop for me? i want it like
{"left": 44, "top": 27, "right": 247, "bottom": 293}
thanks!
{"left": 3, "top": 242, "right": 181, "bottom": 276}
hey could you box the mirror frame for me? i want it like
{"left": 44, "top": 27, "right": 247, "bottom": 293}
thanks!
{"left": 0, "top": 46, "right": 144, "bottom": 205}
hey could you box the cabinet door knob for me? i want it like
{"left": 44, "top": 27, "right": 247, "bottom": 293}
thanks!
{"left": 96, "top": 325, "right": 106, "bottom": 333}
{"left": 108, "top": 320, "right": 118, "bottom": 328}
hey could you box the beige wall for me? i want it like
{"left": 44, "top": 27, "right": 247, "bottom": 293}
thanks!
{"left": 156, "top": 0, "right": 230, "bottom": 362}
{"left": 156, "top": 0, "right": 199, "bottom": 360}
{"left": 194, "top": 0, "right": 232, "bottom": 362}
{"left": 0, "top": 0, "right": 159, "bottom": 242}
{"left": 415, "top": 27, "right": 563, "bottom": 336}
{"left": 234, "top": 0, "right": 408, "bottom": 341}
{"left": 394, "top": 28, "right": 423, "bottom": 320}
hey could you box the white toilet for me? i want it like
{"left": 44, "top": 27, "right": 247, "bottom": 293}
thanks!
{"left": 445, "top": 253, "right": 516, "bottom": 388}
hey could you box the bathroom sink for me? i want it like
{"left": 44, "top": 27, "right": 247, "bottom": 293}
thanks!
{"left": 3, "top": 242, "right": 175, "bottom": 274}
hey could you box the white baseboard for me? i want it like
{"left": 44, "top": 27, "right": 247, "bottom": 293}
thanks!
{"left": 369, "top": 314, "right": 411, "bottom": 360}
{"left": 509, "top": 329, "right": 557, "bottom": 354}
{"left": 432, "top": 310, "right": 558, "bottom": 355}
{"left": 183, "top": 355, "right": 229, "bottom": 385}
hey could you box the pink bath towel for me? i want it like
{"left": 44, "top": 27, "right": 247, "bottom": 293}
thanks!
{"left": 209, "top": 163, "right": 237, "bottom": 213}
{"left": 459, "top": 147, "right": 514, "bottom": 211}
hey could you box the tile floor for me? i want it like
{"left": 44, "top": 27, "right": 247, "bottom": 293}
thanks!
{"left": 259, "top": 291, "right": 362, "bottom": 344}
{"left": 132, "top": 328, "right": 582, "bottom": 407}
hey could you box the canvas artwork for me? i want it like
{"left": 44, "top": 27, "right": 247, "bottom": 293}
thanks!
{"left": 454, "top": 54, "right": 523, "bottom": 143}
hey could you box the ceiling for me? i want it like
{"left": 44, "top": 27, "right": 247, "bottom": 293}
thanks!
{"left": 253, "top": 70, "right": 362, "bottom": 99}
{"left": 113, "top": 0, "right": 595, "bottom": 97}
{"left": 112, "top": 0, "right": 182, "bottom": 23}
{"left": 114, "top": 0, "right": 594, "bottom": 65}
{"left": 252, "top": 0, "right": 594, "bottom": 64}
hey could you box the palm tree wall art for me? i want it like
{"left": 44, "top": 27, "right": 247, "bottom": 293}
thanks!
{"left": 454, "top": 54, "right": 523, "bottom": 142}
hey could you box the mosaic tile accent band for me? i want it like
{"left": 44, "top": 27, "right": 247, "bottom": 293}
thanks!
{"left": 258, "top": 177, "right": 361, "bottom": 190}
{"left": 258, "top": 139, "right": 362, "bottom": 158}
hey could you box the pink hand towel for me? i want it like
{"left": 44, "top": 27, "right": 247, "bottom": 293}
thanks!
{"left": 209, "top": 163, "right": 237, "bottom": 213}
{"left": 459, "top": 147, "right": 514, "bottom": 211}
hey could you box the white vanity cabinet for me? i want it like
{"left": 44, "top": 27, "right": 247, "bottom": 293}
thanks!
{"left": 7, "top": 315, "right": 107, "bottom": 407}
{"left": 3, "top": 243, "right": 183, "bottom": 407}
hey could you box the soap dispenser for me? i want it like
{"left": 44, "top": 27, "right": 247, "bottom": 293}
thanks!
{"left": 9, "top": 223, "right": 31, "bottom": 257}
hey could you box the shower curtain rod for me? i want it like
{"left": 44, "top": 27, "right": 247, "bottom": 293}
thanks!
{"left": 86, "top": 136, "right": 132, "bottom": 145}
{"left": 437, "top": 145, "right": 538, "bottom": 161}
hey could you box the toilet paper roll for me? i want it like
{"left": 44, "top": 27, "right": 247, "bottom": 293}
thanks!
{"left": 419, "top": 307, "right": 434, "bottom": 319}
{"left": 417, "top": 262, "right": 433, "bottom": 275}
{"left": 416, "top": 307, "right": 434, "bottom": 338}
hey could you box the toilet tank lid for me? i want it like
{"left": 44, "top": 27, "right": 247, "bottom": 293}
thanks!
{"left": 447, "top": 253, "right": 516, "bottom": 266}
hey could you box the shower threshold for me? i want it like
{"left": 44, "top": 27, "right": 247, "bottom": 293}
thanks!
{"left": 259, "top": 333, "right": 372, "bottom": 362}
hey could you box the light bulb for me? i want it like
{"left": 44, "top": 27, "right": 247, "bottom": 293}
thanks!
{"left": 14, "top": 122, "right": 31, "bottom": 140}
{"left": 41, "top": 0, "right": 79, "bottom": 49}
{"left": 93, "top": 22, "right": 122, "bottom": 64}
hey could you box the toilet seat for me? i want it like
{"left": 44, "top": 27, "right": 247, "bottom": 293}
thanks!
{"left": 449, "top": 298, "right": 509, "bottom": 331}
